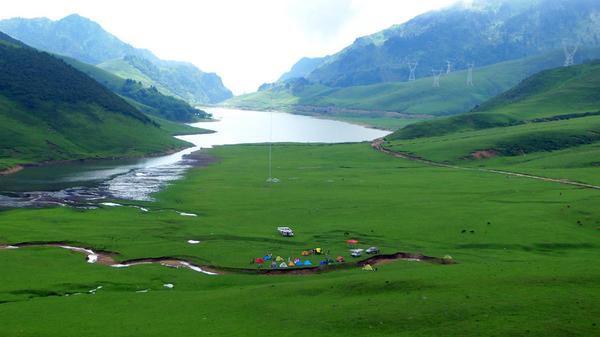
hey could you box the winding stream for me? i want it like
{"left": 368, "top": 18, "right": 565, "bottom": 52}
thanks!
{"left": 0, "top": 108, "right": 389, "bottom": 208}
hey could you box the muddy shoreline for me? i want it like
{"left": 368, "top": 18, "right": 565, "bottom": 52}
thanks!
{"left": 0, "top": 165, "right": 23, "bottom": 176}
{"left": 0, "top": 146, "right": 192, "bottom": 177}
{"left": 0, "top": 149, "right": 218, "bottom": 209}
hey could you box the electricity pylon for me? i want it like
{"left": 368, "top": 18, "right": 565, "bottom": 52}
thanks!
{"left": 408, "top": 62, "right": 418, "bottom": 81}
{"left": 432, "top": 69, "right": 443, "bottom": 87}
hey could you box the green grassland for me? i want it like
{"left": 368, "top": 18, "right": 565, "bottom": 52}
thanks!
{"left": 1, "top": 143, "right": 599, "bottom": 336}
{"left": 225, "top": 48, "right": 600, "bottom": 125}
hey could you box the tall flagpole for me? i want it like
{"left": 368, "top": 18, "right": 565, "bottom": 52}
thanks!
{"left": 268, "top": 109, "right": 272, "bottom": 181}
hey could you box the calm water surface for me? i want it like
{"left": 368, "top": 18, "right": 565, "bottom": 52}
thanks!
{"left": 0, "top": 108, "right": 389, "bottom": 206}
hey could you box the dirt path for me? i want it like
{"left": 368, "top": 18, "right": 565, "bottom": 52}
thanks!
{"left": 372, "top": 138, "right": 600, "bottom": 190}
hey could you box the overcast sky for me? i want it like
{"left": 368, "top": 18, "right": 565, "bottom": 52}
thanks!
{"left": 0, "top": 0, "right": 457, "bottom": 94}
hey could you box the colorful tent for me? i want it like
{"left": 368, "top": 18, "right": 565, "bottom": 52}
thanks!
{"left": 301, "top": 250, "right": 311, "bottom": 256}
{"left": 288, "top": 261, "right": 295, "bottom": 267}
{"left": 279, "top": 262, "right": 288, "bottom": 268}
{"left": 255, "top": 258, "right": 264, "bottom": 264}
{"left": 263, "top": 255, "right": 272, "bottom": 261}
{"left": 319, "top": 260, "right": 329, "bottom": 265}
{"left": 313, "top": 248, "right": 323, "bottom": 255}
{"left": 362, "top": 264, "right": 374, "bottom": 271}
{"left": 275, "top": 256, "right": 284, "bottom": 262}
{"left": 303, "top": 260, "right": 312, "bottom": 266}
{"left": 295, "top": 260, "right": 303, "bottom": 266}
{"left": 336, "top": 256, "right": 345, "bottom": 263}
{"left": 346, "top": 239, "right": 359, "bottom": 245}
{"left": 270, "top": 262, "right": 278, "bottom": 269}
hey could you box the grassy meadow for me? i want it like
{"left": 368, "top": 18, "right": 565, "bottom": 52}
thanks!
{"left": 383, "top": 61, "right": 600, "bottom": 186}
{"left": 1, "top": 142, "right": 599, "bottom": 336}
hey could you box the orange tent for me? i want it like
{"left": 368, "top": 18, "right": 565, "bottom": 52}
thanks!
{"left": 301, "top": 251, "right": 311, "bottom": 256}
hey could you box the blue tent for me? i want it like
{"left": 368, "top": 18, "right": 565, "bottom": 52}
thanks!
{"left": 264, "top": 255, "right": 272, "bottom": 261}
{"left": 295, "top": 260, "right": 303, "bottom": 266}
{"left": 304, "top": 260, "right": 312, "bottom": 266}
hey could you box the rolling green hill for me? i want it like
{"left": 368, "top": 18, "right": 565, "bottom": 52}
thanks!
{"left": 61, "top": 56, "right": 211, "bottom": 122}
{"left": 0, "top": 31, "right": 189, "bottom": 172}
{"left": 382, "top": 60, "right": 600, "bottom": 184}
{"left": 225, "top": 48, "right": 600, "bottom": 128}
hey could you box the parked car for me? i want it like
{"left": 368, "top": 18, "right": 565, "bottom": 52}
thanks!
{"left": 277, "top": 227, "right": 294, "bottom": 237}
{"left": 366, "top": 247, "right": 380, "bottom": 254}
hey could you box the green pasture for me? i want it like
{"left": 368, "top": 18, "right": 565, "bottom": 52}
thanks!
{"left": 1, "top": 143, "right": 599, "bottom": 336}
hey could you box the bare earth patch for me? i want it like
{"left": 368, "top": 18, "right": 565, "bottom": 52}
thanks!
{"left": 471, "top": 150, "right": 498, "bottom": 160}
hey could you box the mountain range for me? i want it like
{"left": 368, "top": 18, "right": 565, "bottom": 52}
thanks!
{"left": 229, "top": 0, "right": 600, "bottom": 127}
{"left": 309, "top": 0, "right": 600, "bottom": 87}
{"left": 0, "top": 14, "right": 232, "bottom": 104}
{"left": 0, "top": 31, "right": 190, "bottom": 171}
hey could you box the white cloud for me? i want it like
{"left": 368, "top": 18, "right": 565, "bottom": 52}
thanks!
{"left": 0, "top": 0, "right": 457, "bottom": 94}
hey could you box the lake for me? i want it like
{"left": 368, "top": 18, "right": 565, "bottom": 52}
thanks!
{"left": 0, "top": 108, "right": 389, "bottom": 207}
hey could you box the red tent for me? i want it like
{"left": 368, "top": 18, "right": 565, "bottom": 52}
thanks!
{"left": 346, "top": 239, "right": 359, "bottom": 245}
{"left": 255, "top": 258, "right": 264, "bottom": 264}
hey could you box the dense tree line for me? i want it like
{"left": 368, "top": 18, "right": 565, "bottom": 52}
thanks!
{"left": 120, "top": 79, "right": 210, "bottom": 122}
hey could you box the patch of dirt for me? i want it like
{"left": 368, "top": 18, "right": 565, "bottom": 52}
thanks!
{"left": 471, "top": 150, "right": 498, "bottom": 160}
{"left": 357, "top": 252, "right": 453, "bottom": 267}
{"left": 0, "top": 165, "right": 23, "bottom": 176}
{"left": 182, "top": 151, "right": 219, "bottom": 168}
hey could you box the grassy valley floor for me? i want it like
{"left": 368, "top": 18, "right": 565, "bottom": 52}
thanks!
{"left": 0, "top": 143, "right": 599, "bottom": 336}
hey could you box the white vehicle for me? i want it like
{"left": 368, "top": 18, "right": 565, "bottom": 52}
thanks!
{"left": 277, "top": 227, "right": 294, "bottom": 237}
{"left": 350, "top": 249, "right": 364, "bottom": 257}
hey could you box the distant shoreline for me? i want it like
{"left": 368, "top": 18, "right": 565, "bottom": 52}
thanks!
{"left": 0, "top": 165, "right": 24, "bottom": 176}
